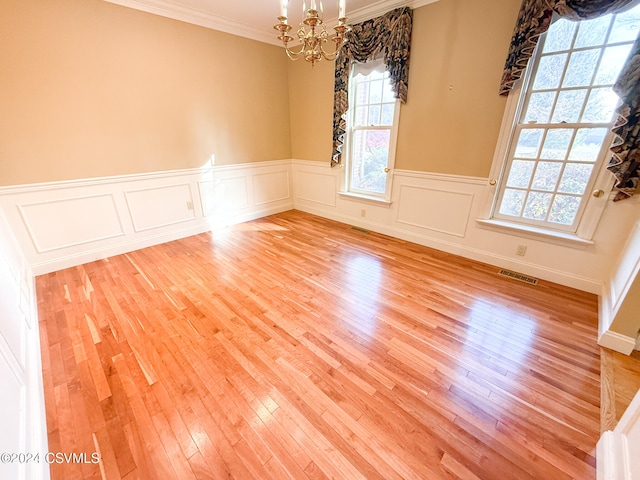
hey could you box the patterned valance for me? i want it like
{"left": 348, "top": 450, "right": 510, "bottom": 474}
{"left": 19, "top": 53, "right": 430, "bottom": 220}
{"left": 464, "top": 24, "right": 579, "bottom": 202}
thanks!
{"left": 499, "top": 0, "right": 640, "bottom": 200}
{"left": 499, "top": 0, "right": 637, "bottom": 95}
{"left": 609, "top": 36, "right": 640, "bottom": 200}
{"left": 331, "top": 7, "right": 413, "bottom": 167}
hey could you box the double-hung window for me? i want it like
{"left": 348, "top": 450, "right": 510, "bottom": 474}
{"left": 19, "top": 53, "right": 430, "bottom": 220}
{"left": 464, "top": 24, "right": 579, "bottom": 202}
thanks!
{"left": 490, "top": 6, "right": 640, "bottom": 237}
{"left": 344, "top": 59, "right": 400, "bottom": 203}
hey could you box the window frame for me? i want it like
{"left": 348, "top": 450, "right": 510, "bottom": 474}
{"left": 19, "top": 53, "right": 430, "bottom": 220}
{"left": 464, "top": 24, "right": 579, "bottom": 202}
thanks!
{"left": 340, "top": 60, "right": 401, "bottom": 205}
{"left": 480, "top": 14, "right": 627, "bottom": 244}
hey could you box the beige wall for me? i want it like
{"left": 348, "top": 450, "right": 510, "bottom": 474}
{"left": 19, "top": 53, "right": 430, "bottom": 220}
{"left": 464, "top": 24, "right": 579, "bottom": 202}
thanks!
{"left": 610, "top": 271, "right": 640, "bottom": 339}
{"left": 288, "top": 58, "right": 335, "bottom": 163}
{"left": 288, "top": 0, "right": 521, "bottom": 177}
{"left": 0, "top": 0, "right": 291, "bottom": 186}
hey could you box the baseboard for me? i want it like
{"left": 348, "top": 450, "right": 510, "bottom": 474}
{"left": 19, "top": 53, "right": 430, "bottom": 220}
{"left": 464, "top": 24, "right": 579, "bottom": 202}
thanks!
{"left": 30, "top": 221, "right": 212, "bottom": 276}
{"left": 30, "top": 203, "right": 293, "bottom": 276}
{"left": 293, "top": 204, "right": 602, "bottom": 294}
{"left": 598, "top": 330, "right": 637, "bottom": 355}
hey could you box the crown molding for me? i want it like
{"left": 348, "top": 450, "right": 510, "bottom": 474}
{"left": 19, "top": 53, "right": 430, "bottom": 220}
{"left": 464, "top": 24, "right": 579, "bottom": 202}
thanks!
{"left": 345, "top": 0, "right": 439, "bottom": 25}
{"left": 103, "top": 0, "right": 280, "bottom": 45}
{"left": 104, "top": 0, "right": 440, "bottom": 47}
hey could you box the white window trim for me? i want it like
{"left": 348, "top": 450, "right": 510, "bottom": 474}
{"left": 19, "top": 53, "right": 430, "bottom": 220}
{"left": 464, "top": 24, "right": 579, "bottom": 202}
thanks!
{"left": 477, "top": 75, "right": 615, "bottom": 246}
{"left": 339, "top": 60, "right": 401, "bottom": 205}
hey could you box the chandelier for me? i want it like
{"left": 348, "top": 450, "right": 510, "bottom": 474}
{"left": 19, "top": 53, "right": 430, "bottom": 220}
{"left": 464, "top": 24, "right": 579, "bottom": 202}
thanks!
{"left": 274, "top": 0, "right": 351, "bottom": 66}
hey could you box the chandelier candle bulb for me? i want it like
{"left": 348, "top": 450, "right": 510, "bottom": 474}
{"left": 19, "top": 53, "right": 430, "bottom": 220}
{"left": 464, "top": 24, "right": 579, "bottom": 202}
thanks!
{"left": 280, "top": 0, "right": 288, "bottom": 18}
{"left": 339, "top": 0, "right": 345, "bottom": 18}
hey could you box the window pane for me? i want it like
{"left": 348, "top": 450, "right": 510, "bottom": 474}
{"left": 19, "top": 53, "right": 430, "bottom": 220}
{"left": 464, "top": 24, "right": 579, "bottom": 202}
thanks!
{"left": 506, "top": 160, "right": 535, "bottom": 188}
{"left": 368, "top": 105, "right": 381, "bottom": 125}
{"left": 609, "top": 6, "right": 640, "bottom": 43}
{"left": 582, "top": 87, "right": 619, "bottom": 123}
{"left": 543, "top": 20, "right": 576, "bottom": 53}
{"left": 541, "top": 128, "right": 574, "bottom": 159}
{"left": 549, "top": 195, "right": 581, "bottom": 225}
{"left": 594, "top": 45, "right": 633, "bottom": 85}
{"left": 568, "top": 128, "right": 608, "bottom": 161}
{"left": 381, "top": 104, "right": 395, "bottom": 126}
{"left": 369, "top": 80, "right": 383, "bottom": 103}
{"left": 532, "top": 53, "right": 567, "bottom": 90}
{"left": 551, "top": 89, "right": 587, "bottom": 123}
{"left": 562, "top": 49, "right": 599, "bottom": 87}
{"left": 499, "top": 189, "right": 526, "bottom": 216}
{"left": 382, "top": 81, "right": 395, "bottom": 102}
{"left": 514, "top": 129, "right": 544, "bottom": 158}
{"left": 356, "top": 82, "right": 368, "bottom": 104}
{"left": 531, "top": 161, "right": 562, "bottom": 191}
{"left": 558, "top": 163, "right": 593, "bottom": 194}
{"left": 355, "top": 106, "right": 367, "bottom": 126}
{"left": 574, "top": 16, "right": 611, "bottom": 48}
{"left": 351, "top": 129, "right": 390, "bottom": 194}
{"left": 523, "top": 191, "right": 552, "bottom": 220}
{"left": 524, "top": 91, "right": 556, "bottom": 123}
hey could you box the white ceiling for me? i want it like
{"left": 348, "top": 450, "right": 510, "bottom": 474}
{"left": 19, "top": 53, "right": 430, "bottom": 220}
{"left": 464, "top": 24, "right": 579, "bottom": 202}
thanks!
{"left": 103, "top": 0, "right": 438, "bottom": 46}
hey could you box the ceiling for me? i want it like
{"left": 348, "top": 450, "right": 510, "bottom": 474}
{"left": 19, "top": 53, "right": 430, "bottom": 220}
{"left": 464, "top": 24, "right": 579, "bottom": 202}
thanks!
{"left": 103, "top": 0, "right": 437, "bottom": 46}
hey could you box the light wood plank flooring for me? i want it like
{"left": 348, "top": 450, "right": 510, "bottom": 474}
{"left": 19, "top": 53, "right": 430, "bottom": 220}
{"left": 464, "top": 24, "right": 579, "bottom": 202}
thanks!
{"left": 36, "top": 210, "right": 602, "bottom": 479}
{"left": 601, "top": 348, "right": 640, "bottom": 432}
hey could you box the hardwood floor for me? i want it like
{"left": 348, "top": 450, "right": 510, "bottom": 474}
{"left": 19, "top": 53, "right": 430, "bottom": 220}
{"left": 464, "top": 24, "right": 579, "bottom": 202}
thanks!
{"left": 36, "top": 210, "right": 602, "bottom": 479}
{"left": 601, "top": 348, "right": 640, "bottom": 433}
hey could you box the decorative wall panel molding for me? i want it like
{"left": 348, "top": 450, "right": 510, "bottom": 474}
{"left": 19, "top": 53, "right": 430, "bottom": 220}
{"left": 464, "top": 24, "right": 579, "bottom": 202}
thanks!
{"left": 253, "top": 170, "right": 291, "bottom": 206}
{"left": 125, "top": 183, "right": 196, "bottom": 232}
{"left": 0, "top": 161, "right": 294, "bottom": 275}
{"left": 18, "top": 194, "right": 125, "bottom": 253}
{"left": 396, "top": 185, "right": 473, "bottom": 238}
{"left": 294, "top": 170, "right": 337, "bottom": 207}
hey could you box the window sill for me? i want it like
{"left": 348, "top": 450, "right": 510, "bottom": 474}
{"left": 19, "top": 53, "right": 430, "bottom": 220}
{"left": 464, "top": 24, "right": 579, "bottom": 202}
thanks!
{"left": 338, "top": 191, "right": 392, "bottom": 208}
{"left": 475, "top": 218, "right": 594, "bottom": 247}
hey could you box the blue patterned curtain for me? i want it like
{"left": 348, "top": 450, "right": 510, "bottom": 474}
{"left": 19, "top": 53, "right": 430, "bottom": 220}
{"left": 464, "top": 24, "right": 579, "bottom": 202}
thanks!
{"left": 331, "top": 7, "right": 413, "bottom": 167}
{"left": 609, "top": 36, "right": 640, "bottom": 200}
{"left": 499, "top": 0, "right": 640, "bottom": 200}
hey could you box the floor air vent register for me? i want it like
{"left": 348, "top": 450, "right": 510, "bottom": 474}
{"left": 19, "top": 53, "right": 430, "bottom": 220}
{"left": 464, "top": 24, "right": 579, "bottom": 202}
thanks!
{"left": 498, "top": 269, "right": 539, "bottom": 285}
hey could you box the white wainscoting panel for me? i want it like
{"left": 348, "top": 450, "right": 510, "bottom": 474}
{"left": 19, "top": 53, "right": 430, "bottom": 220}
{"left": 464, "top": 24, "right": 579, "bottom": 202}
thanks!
{"left": 294, "top": 170, "right": 337, "bottom": 207}
{"left": 0, "top": 161, "right": 295, "bottom": 275}
{"left": 0, "top": 352, "right": 26, "bottom": 480}
{"left": 18, "top": 194, "right": 124, "bottom": 253}
{"left": 396, "top": 185, "right": 473, "bottom": 238}
{"left": 253, "top": 170, "right": 290, "bottom": 206}
{"left": 125, "top": 183, "right": 196, "bottom": 232}
{"left": 0, "top": 211, "right": 48, "bottom": 480}
{"left": 198, "top": 176, "right": 249, "bottom": 217}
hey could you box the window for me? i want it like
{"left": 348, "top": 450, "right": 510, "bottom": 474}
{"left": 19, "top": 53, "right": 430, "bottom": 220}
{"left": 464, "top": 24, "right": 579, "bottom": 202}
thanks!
{"left": 491, "top": 6, "right": 640, "bottom": 235}
{"left": 344, "top": 59, "right": 400, "bottom": 202}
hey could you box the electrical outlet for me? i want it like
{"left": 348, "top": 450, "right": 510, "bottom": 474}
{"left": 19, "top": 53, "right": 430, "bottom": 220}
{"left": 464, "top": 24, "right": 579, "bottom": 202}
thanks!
{"left": 516, "top": 245, "right": 527, "bottom": 256}
{"left": 361, "top": 209, "right": 366, "bottom": 217}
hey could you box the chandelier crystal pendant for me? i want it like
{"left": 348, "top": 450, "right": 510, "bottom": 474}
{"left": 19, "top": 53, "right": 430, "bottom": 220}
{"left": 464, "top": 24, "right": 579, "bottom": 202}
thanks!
{"left": 274, "top": 0, "right": 351, "bottom": 66}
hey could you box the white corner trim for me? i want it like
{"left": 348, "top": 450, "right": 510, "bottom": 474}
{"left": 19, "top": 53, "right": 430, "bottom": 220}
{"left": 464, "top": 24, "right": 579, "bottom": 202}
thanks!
{"left": 597, "top": 431, "right": 630, "bottom": 480}
{"left": 598, "top": 329, "right": 637, "bottom": 355}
